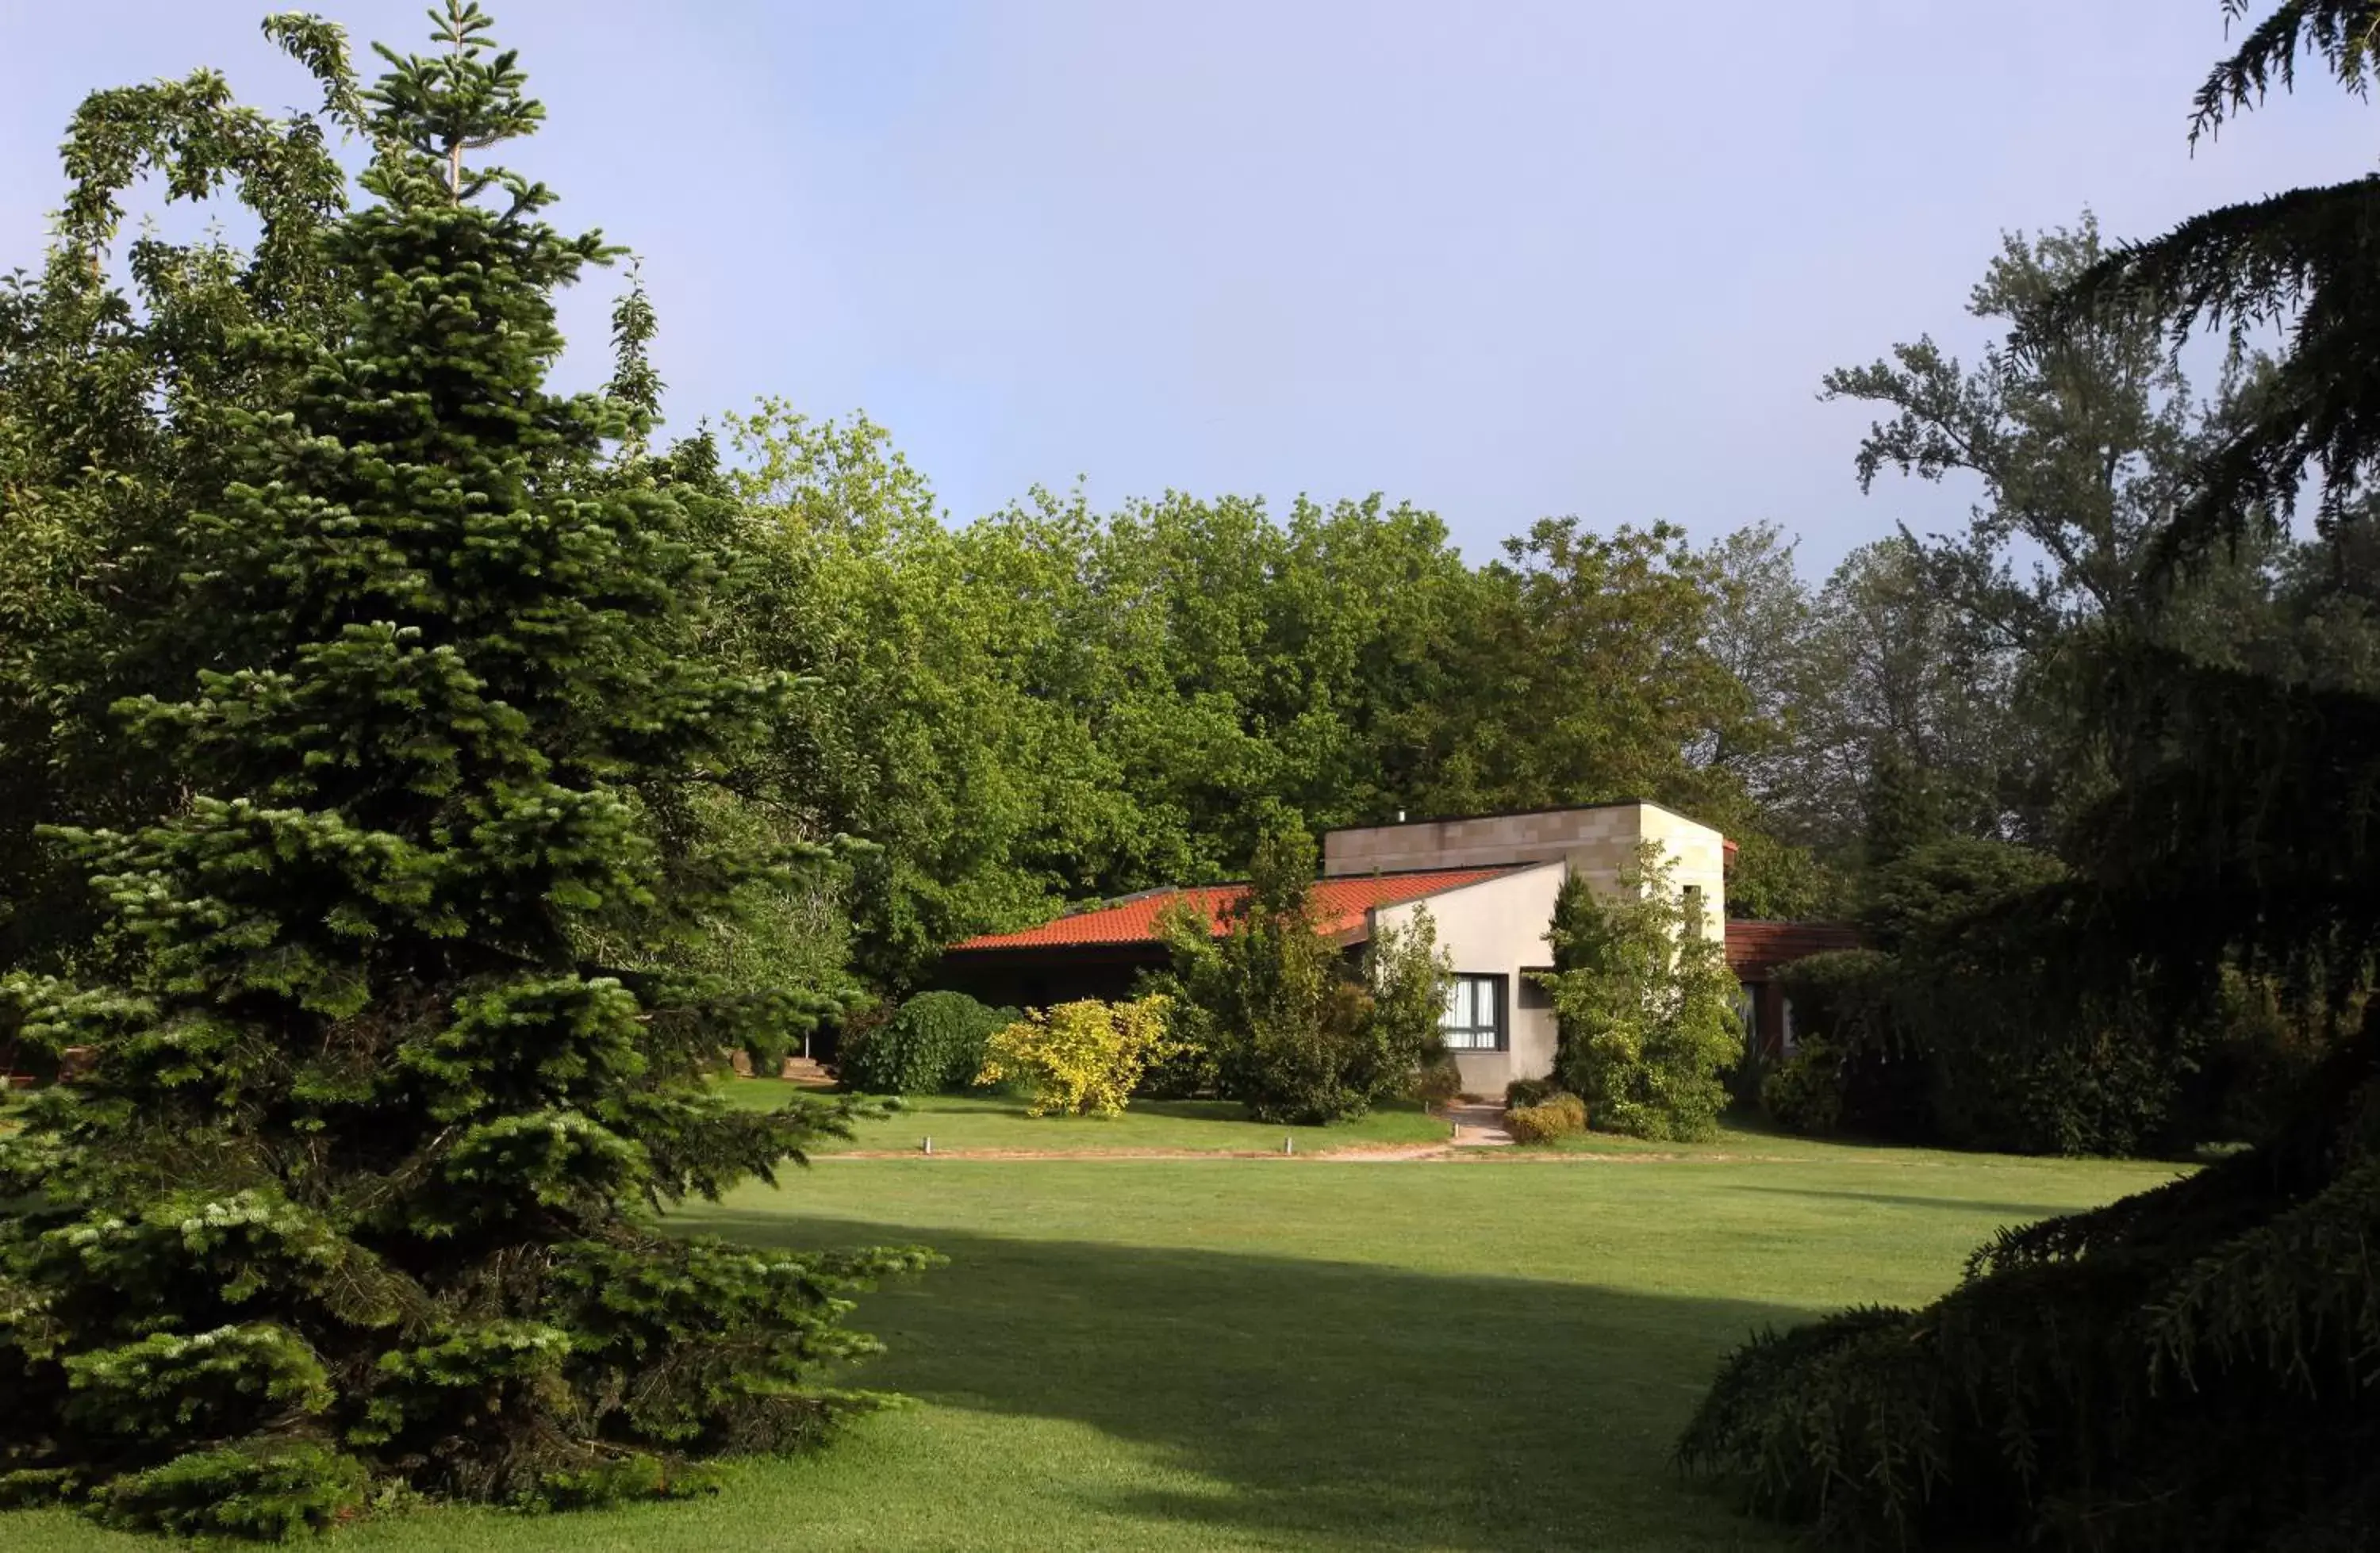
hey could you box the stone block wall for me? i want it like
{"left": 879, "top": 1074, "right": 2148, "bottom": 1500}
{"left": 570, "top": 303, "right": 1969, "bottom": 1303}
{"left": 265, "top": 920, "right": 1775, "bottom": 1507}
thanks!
{"left": 1323, "top": 802, "right": 1727, "bottom": 931}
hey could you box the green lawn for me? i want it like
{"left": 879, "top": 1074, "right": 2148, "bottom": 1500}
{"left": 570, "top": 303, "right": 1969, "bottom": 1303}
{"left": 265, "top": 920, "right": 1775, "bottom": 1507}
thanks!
{"left": 4, "top": 1134, "right": 2176, "bottom": 1551}
{"left": 716, "top": 1082, "right": 1456, "bottom": 1153}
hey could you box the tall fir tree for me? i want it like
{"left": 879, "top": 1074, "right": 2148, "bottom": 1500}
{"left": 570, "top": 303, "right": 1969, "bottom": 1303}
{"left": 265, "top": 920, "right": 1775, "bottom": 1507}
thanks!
{"left": 0, "top": 6, "right": 924, "bottom": 1538}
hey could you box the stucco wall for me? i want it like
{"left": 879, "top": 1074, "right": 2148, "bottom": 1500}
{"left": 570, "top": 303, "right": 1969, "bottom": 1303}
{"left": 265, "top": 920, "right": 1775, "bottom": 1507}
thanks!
{"left": 1635, "top": 804, "right": 1727, "bottom": 941}
{"left": 1371, "top": 861, "right": 1564, "bottom": 1096}
{"left": 1336, "top": 803, "right": 1733, "bottom": 1096}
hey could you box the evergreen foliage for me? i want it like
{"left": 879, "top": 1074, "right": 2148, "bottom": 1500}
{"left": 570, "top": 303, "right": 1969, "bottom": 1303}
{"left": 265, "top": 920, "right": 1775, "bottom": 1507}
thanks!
{"left": 839, "top": 990, "right": 1017, "bottom": 1095}
{"left": 1686, "top": 7, "right": 2380, "bottom": 1544}
{"left": 1361, "top": 910, "right": 1457, "bottom": 1102}
{"left": 1539, "top": 848, "right": 1739, "bottom": 1141}
{"left": 0, "top": 7, "right": 927, "bottom": 1536}
{"left": 1159, "top": 830, "right": 1449, "bottom": 1125}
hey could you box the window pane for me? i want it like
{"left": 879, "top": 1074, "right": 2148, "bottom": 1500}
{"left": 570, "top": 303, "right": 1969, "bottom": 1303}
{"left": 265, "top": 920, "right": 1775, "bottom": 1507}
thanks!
{"left": 1437, "top": 974, "right": 1504, "bottom": 1052}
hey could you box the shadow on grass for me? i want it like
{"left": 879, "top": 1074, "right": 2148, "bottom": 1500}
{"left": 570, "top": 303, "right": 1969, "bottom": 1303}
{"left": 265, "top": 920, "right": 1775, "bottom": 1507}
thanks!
{"left": 687, "top": 1208, "right": 1802, "bottom": 1551}
{"left": 1122, "top": 1097, "right": 1434, "bottom": 1126}
{"left": 1057, "top": 1097, "right": 1242, "bottom": 1122}
{"left": 1727, "top": 1183, "right": 2076, "bottom": 1221}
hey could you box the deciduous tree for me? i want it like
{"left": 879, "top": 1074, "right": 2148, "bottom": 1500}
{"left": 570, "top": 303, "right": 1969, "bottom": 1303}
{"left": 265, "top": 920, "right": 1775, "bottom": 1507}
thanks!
{"left": 0, "top": 8, "right": 923, "bottom": 1535}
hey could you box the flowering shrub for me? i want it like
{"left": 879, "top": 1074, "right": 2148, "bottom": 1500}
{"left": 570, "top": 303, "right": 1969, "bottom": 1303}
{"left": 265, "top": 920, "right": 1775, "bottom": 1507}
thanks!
{"left": 977, "top": 996, "right": 1174, "bottom": 1117}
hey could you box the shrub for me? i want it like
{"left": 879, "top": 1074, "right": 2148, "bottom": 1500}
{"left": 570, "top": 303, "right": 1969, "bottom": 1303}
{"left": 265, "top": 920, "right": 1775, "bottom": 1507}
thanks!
{"left": 94, "top": 1441, "right": 370, "bottom": 1540}
{"left": 839, "top": 991, "right": 1017, "bottom": 1095}
{"left": 1130, "top": 971, "right": 1224, "bottom": 1099}
{"left": 977, "top": 996, "right": 1175, "bottom": 1117}
{"left": 1505, "top": 1091, "right": 1587, "bottom": 1144}
{"left": 1361, "top": 911, "right": 1455, "bottom": 1095}
{"left": 1411, "top": 1055, "right": 1464, "bottom": 1106}
{"left": 1771, "top": 846, "right": 2293, "bottom": 1157}
{"left": 1505, "top": 1077, "right": 1560, "bottom": 1109}
{"left": 1541, "top": 847, "right": 1741, "bottom": 1141}
{"left": 1162, "top": 829, "right": 1451, "bottom": 1125}
{"left": 1759, "top": 1039, "right": 1844, "bottom": 1136}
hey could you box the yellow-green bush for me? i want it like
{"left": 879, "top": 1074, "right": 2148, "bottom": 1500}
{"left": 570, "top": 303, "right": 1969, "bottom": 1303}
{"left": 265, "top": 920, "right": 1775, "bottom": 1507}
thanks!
{"left": 1505, "top": 1091, "right": 1587, "bottom": 1144}
{"left": 977, "top": 995, "right": 1175, "bottom": 1117}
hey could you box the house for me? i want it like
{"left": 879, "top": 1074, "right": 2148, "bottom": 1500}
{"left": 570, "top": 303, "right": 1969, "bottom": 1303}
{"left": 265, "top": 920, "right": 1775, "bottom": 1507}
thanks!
{"left": 939, "top": 800, "right": 1860, "bottom": 1095}
{"left": 941, "top": 801, "right": 1722, "bottom": 1095}
{"left": 1725, "top": 919, "right": 1864, "bottom": 1059}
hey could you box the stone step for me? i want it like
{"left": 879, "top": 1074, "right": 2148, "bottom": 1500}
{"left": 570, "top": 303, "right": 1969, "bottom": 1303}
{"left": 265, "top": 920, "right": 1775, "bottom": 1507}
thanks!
{"left": 1441, "top": 1101, "right": 1514, "bottom": 1147}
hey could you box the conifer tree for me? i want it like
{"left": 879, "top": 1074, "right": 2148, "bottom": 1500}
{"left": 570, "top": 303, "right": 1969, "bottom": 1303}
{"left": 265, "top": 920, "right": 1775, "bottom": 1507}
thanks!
{"left": 0, "top": 6, "right": 924, "bottom": 1538}
{"left": 1681, "top": 7, "right": 2380, "bottom": 1546}
{"left": 1541, "top": 848, "right": 1738, "bottom": 1140}
{"left": 1160, "top": 828, "right": 1447, "bottom": 1123}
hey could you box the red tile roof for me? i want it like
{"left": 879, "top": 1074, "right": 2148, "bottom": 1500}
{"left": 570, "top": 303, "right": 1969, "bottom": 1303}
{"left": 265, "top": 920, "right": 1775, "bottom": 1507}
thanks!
{"left": 949, "top": 866, "right": 1526, "bottom": 953}
{"left": 1726, "top": 919, "right": 1864, "bottom": 977}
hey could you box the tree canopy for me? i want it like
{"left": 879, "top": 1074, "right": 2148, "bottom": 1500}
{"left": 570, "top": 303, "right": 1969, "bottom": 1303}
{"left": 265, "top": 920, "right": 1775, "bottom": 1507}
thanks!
{"left": 0, "top": 7, "right": 923, "bottom": 1536}
{"left": 1683, "top": 6, "right": 2380, "bottom": 1546}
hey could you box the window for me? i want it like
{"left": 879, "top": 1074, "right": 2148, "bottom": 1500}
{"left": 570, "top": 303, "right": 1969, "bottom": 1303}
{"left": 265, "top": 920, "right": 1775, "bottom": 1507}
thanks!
{"left": 1682, "top": 884, "right": 1705, "bottom": 938}
{"left": 1441, "top": 973, "right": 1507, "bottom": 1051}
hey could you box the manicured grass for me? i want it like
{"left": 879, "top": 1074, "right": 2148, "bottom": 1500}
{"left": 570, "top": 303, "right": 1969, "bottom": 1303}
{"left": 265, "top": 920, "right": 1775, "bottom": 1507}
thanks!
{"left": 1538, "top": 1114, "right": 2214, "bottom": 1168}
{"left": 716, "top": 1082, "right": 1454, "bottom": 1153}
{"left": 3, "top": 1137, "right": 2176, "bottom": 1551}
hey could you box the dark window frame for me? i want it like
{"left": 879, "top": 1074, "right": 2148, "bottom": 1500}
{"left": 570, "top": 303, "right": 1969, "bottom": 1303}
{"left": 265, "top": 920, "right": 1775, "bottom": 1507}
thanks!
{"left": 1442, "top": 972, "right": 1508, "bottom": 1053}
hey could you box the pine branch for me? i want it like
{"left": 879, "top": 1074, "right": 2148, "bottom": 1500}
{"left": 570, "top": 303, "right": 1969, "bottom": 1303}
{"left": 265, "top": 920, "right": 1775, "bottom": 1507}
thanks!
{"left": 2192, "top": 0, "right": 2380, "bottom": 143}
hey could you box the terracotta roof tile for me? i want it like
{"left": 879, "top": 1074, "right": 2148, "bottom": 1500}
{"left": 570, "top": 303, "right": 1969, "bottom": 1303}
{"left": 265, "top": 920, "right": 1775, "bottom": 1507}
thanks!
{"left": 1726, "top": 919, "right": 1864, "bottom": 976}
{"left": 949, "top": 866, "right": 1525, "bottom": 953}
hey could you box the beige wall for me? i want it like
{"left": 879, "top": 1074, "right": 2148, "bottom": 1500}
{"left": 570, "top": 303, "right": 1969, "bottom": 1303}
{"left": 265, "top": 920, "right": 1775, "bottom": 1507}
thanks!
{"left": 1634, "top": 803, "right": 1727, "bottom": 941}
{"left": 1370, "top": 861, "right": 1564, "bottom": 1096}
{"left": 1338, "top": 803, "right": 1732, "bottom": 1095}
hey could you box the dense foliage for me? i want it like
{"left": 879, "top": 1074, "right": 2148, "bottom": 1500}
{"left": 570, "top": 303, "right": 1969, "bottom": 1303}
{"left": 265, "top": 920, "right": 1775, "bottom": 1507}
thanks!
{"left": 1158, "top": 830, "right": 1450, "bottom": 1124}
{"left": 1538, "top": 850, "right": 1740, "bottom": 1141}
{"left": 1685, "top": 6, "right": 2380, "bottom": 1545}
{"left": 1503, "top": 1091, "right": 1587, "bottom": 1144}
{"left": 0, "top": 15, "right": 361, "bottom": 984}
{"left": 976, "top": 996, "right": 1175, "bottom": 1117}
{"left": 0, "top": 8, "right": 924, "bottom": 1536}
{"left": 839, "top": 991, "right": 1017, "bottom": 1096}
{"left": 1757, "top": 840, "right": 2208, "bottom": 1155}
{"left": 13, "top": 0, "right": 2373, "bottom": 1542}
{"left": 712, "top": 412, "right": 1844, "bottom": 985}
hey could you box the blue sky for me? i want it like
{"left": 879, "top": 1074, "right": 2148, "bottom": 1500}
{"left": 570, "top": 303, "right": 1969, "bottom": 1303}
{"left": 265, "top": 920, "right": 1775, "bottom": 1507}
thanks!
{"left": 2, "top": 2, "right": 2368, "bottom": 573}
